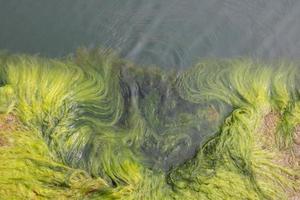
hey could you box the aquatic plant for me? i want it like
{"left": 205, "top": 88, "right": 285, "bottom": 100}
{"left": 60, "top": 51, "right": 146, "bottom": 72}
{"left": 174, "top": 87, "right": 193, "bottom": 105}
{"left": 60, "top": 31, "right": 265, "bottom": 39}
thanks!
{"left": 0, "top": 49, "right": 299, "bottom": 199}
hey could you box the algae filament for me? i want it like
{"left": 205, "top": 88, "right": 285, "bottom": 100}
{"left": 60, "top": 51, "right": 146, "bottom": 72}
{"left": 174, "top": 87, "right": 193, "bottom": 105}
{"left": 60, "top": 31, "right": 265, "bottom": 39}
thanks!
{"left": 0, "top": 49, "right": 299, "bottom": 199}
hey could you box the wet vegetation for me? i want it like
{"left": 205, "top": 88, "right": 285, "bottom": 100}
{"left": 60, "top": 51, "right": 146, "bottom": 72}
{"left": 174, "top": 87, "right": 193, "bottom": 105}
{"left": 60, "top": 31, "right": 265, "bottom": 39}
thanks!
{"left": 0, "top": 49, "right": 299, "bottom": 199}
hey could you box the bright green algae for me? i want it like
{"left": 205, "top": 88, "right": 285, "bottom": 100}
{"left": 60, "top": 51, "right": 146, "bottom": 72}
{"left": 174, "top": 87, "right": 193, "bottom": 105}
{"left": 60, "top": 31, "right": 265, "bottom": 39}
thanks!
{"left": 0, "top": 49, "right": 299, "bottom": 199}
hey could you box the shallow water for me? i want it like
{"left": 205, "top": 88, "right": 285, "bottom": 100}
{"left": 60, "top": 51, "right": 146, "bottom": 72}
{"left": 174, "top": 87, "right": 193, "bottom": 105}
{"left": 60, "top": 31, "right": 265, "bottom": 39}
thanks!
{"left": 1, "top": 2, "right": 300, "bottom": 197}
{"left": 1, "top": 0, "right": 300, "bottom": 172}
{"left": 0, "top": 0, "right": 300, "bottom": 68}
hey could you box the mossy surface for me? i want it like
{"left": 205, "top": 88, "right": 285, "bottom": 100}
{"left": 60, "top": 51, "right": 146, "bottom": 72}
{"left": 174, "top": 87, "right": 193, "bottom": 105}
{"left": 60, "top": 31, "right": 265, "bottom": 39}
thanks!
{"left": 0, "top": 49, "right": 299, "bottom": 199}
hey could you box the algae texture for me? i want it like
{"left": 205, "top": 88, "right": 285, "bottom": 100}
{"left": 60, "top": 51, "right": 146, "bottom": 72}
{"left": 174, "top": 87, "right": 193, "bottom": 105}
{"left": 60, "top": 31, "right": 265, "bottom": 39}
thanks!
{"left": 0, "top": 49, "right": 299, "bottom": 199}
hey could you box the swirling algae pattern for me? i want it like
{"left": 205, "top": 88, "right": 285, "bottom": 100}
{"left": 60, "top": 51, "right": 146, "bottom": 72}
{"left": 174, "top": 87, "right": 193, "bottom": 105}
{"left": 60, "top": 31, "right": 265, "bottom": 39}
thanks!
{"left": 0, "top": 49, "right": 299, "bottom": 199}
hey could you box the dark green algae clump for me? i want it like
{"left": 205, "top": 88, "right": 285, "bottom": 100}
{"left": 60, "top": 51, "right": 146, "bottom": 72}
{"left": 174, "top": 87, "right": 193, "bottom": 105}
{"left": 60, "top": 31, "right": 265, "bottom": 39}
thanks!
{"left": 0, "top": 49, "right": 300, "bottom": 199}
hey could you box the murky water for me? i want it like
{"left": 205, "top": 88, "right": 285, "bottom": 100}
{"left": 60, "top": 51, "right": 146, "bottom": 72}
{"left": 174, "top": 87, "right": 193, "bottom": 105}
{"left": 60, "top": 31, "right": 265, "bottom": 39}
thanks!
{"left": 1, "top": 3, "right": 300, "bottom": 198}
{"left": 0, "top": 0, "right": 300, "bottom": 69}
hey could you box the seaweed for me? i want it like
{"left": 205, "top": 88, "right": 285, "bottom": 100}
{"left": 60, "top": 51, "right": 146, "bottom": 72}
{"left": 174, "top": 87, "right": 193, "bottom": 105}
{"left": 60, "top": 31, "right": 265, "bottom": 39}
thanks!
{"left": 0, "top": 49, "right": 299, "bottom": 199}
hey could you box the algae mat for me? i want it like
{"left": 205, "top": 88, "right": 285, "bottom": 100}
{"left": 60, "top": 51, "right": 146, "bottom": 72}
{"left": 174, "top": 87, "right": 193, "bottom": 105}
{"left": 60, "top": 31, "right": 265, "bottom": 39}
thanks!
{"left": 0, "top": 49, "right": 299, "bottom": 199}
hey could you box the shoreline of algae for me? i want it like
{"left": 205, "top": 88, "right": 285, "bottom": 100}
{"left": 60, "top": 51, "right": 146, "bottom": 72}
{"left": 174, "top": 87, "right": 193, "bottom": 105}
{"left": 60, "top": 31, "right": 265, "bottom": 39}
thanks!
{"left": 0, "top": 49, "right": 299, "bottom": 199}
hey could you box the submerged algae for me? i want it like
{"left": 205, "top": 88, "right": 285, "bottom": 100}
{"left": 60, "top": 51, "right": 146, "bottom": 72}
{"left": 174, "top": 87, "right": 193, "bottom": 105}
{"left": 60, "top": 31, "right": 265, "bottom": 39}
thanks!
{"left": 0, "top": 49, "right": 299, "bottom": 199}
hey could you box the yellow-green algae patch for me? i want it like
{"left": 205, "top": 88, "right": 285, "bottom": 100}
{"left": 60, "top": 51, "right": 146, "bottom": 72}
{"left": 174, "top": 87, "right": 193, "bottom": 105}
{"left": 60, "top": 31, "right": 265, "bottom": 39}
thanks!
{"left": 0, "top": 50, "right": 299, "bottom": 199}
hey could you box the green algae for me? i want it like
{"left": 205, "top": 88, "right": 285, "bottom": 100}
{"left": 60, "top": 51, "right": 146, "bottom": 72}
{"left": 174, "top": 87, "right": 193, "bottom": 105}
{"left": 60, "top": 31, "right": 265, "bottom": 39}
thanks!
{"left": 0, "top": 49, "right": 299, "bottom": 199}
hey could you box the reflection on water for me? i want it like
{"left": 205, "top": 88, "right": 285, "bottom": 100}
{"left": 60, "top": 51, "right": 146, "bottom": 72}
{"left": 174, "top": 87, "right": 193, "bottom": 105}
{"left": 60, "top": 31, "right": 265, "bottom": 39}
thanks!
{"left": 0, "top": 0, "right": 300, "bottom": 68}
